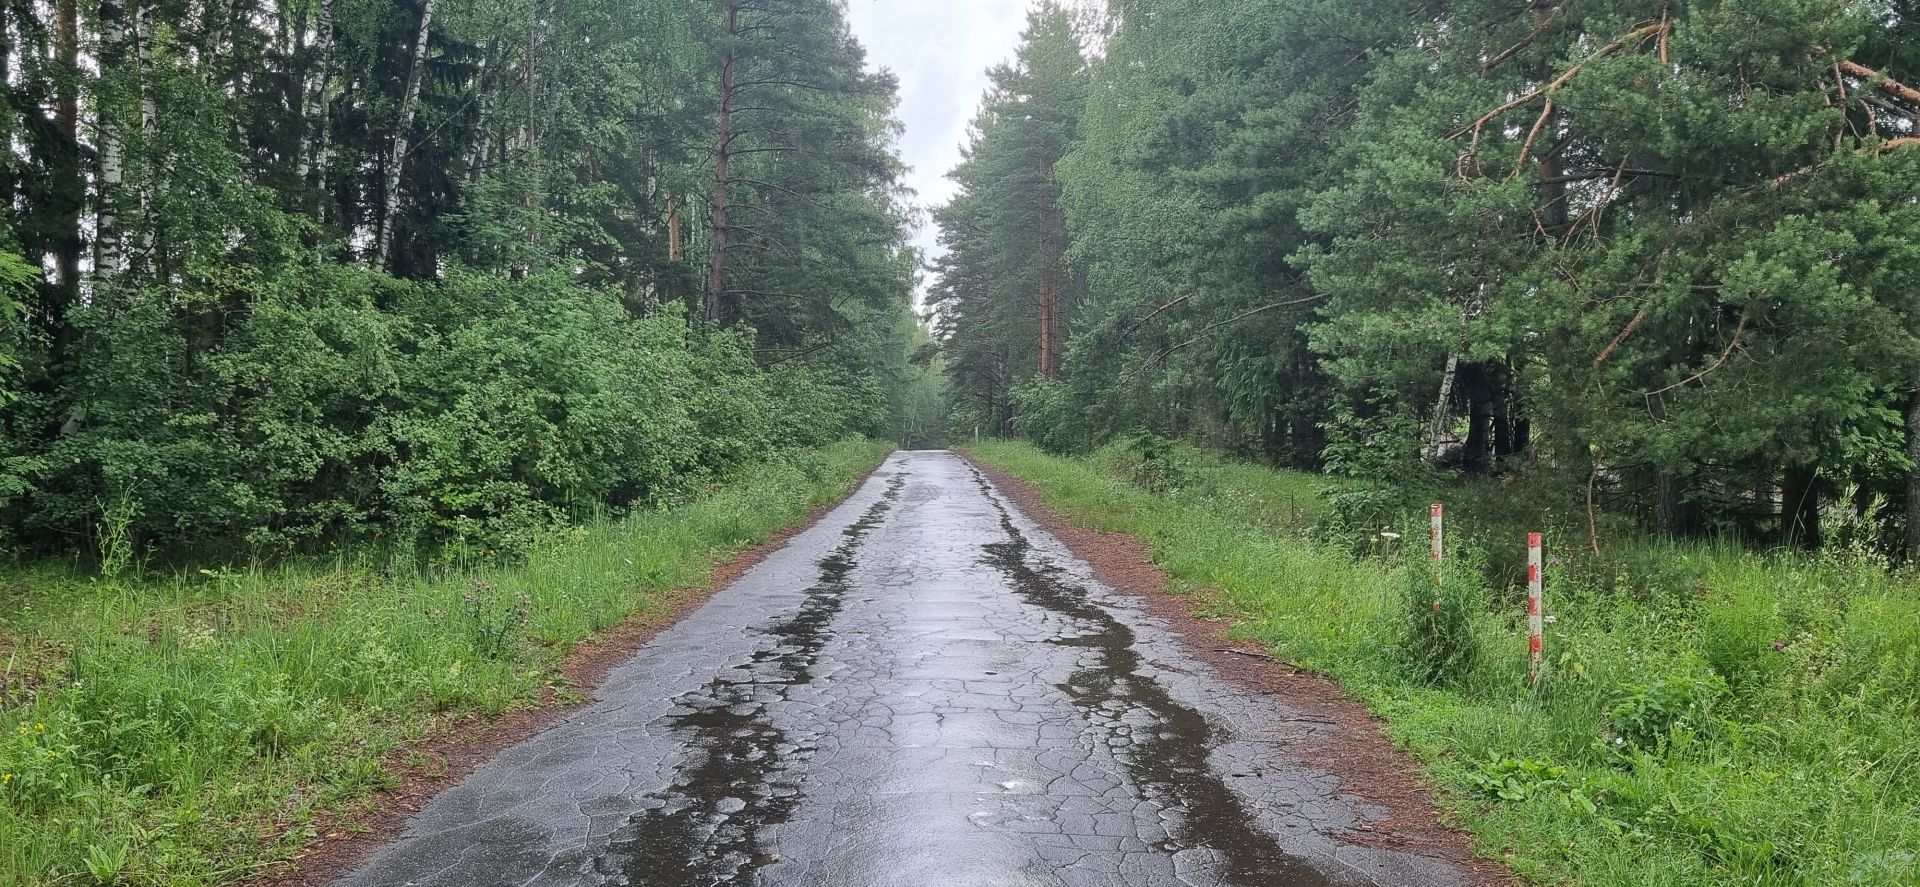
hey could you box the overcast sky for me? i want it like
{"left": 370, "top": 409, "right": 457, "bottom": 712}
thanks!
{"left": 844, "top": 0, "right": 1032, "bottom": 304}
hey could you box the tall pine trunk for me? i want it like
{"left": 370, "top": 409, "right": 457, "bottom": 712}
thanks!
{"left": 374, "top": 0, "right": 435, "bottom": 272}
{"left": 706, "top": 1, "right": 741, "bottom": 324}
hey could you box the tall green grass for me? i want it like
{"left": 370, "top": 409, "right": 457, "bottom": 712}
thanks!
{"left": 0, "top": 440, "right": 891, "bottom": 887}
{"left": 968, "top": 440, "right": 1920, "bottom": 887}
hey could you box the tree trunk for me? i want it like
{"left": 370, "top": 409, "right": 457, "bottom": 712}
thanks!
{"left": 1460, "top": 361, "right": 1497, "bottom": 473}
{"left": 133, "top": 0, "right": 158, "bottom": 270}
{"left": 373, "top": 0, "right": 435, "bottom": 272}
{"left": 1465, "top": 388, "right": 1494, "bottom": 473}
{"left": 1038, "top": 271, "right": 1055, "bottom": 380}
{"left": 96, "top": 0, "right": 131, "bottom": 280}
{"left": 1657, "top": 471, "right": 1701, "bottom": 539}
{"left": 296, "top": 0, "right": 335, "bottom": 187}
{"left": 1783, "top": 464, "right": 1822, "bottom": 550}
{"left": 668, "top": 194, "right": 683, "bottom": 262}
{"left": 706, "top": 2, "right": 741, "bottom": 325}
{"left": 1907, "top": 374, "right": 1920, "bottom": 562}
{"left": 1427, "top": 354, "right": 1459, "bottom": 456}
{"left": 52, "top": 0, "right": 81, "bottom": 294}
{"left": 464, "top": 36, "right": 499, "bottom": 184}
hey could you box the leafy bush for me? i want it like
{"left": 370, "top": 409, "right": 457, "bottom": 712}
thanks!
{"left": 1011, "top": 378, "right": 1097, "bottom": 455}
{"left": 7, "top": 263, "right": 891, "bottom": 562}
{"left": 1606, "top": 672, "right": 1727, "bottom": 755}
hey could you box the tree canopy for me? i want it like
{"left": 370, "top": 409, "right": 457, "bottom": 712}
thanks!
{"left": 0, "top": 0, "right": 926, "bottom": 558}
{"left": 941, "top": 0, "right": 1920, "bottom": 554}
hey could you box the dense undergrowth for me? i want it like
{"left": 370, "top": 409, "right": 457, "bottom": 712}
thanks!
{"left": 968, "top": 439, "right": 1920, "bottom": 887}
{"left": 0, "top": 439, "right": 890, "bottom": 886}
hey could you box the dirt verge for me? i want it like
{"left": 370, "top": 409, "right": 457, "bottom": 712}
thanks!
{"left": 244, "top": 464, "right": 886, "bottom": 887}
{"left": 965, "top": 456, "right": 1517, "bottom": 886}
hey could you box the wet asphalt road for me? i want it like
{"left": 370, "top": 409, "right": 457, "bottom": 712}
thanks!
{"left": 336, "top": 452, "right": 1472, "bottom": 887}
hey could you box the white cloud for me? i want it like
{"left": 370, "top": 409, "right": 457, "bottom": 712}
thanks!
{"left": 845, "top": 0, "right": 1032, "bottom": 301}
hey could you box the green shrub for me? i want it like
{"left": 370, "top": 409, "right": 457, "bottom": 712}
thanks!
{"left": 1399, "top": 544, "right": 1484, "bottom": 686}
{"left": 1606, "top": 671, "right": 1727, "bottom": 755}
{"left": 1699, "top": 587, "right": 1788, "bottom": 697}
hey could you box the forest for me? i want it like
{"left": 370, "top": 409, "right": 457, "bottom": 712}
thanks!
{"left": 939, "top": 0, "right": 1920, "bottom": 557}
{"left": 5, "top": 0, "right": 1920, "bottom": 883}
{"left": 0, "top": 0, "right": 934, "bottom": 563}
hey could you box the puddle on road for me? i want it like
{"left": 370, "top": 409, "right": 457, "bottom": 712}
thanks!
{"left": 971, "top": 470, "right": 1337, "bottom": 887}
{"left": 595, "top": 473, "right": 906, "bottom": 886}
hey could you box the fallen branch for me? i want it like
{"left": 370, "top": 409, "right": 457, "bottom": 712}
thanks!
{"left": 1116, "top": 293, "right": 1191, "bottom": 343}
{"left": 1133, "top": 295, "right": 1326, "bottom": 375}
{"left": 1841, "top": 59, "right": 1920, "bottom": 108}
{"left": 1642, "top": 314, "right": 1747, "bottom": 399}
{"left": 1481, "top": 1, "right": 1573, "bottom": 73}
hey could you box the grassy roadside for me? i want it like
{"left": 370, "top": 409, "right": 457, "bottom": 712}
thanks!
{"left": 966, "top": 440, "right": 1920, "bottom": 887}
{"left": 0, "top": 439, "right": 892, "bottom": 886}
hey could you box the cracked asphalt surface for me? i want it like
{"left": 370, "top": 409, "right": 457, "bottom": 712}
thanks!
{"left": 336, "top": 451, "right": 1474, "bottom": 887}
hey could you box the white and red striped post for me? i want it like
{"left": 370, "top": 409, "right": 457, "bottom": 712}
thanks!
{"left": 1429, "top": 504, "right": 1444, "bottom": 574}
{"left": 1527, "top": 532, "right": 1544, "bottom": 686}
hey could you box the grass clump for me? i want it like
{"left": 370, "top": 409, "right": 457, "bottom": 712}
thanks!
{"left": 0, "top": 439, "right": 890, "bottom": 886}
{"left": 967, "top": 439, "right": 1920, "bottom": 887}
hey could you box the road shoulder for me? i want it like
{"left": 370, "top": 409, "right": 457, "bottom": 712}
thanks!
{"left": 245, "top": 460, "right": 891, "bottom": 887}
{"left": 964, "top": 455, "right": 1518, "bottom": 887}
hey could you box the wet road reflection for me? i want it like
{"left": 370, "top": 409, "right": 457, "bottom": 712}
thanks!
{"left": 334, "top": 452, "right": 1470, "bottom": 887}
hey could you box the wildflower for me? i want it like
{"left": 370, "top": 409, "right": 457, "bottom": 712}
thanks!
{"left": 1377, "top": 530, "right": 1402, "bottom": 541}
{"left": 1544, "top": 615, "right": 1559, "bottom": 625}
{"left": 33, "top": 723, "right": 44, "bottom": 732}
{"left": 1, "top": 773, "right": 11, "bottom": 784}
{"left": 1772, "top": 641, "right": 1787, "bottom": 652}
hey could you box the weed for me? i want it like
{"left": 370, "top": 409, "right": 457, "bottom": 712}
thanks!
{"left": 1399, "top": 543, "right": 1483, "bottom": 685}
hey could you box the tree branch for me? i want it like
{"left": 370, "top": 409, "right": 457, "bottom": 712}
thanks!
{"left": 1135, "top": 295, "right": 1325, "bottom": 374}
{"left": 1642, "top": 314, "right": 1747, "bottom": 399}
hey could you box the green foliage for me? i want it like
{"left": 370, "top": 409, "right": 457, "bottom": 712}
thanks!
{"left": 972, "top": 440, "right": 1920, "bottom": 886}
{"left": 931, "top": 4, "right": 1087, "bottom": 435}
{"left": 945, "top": 0, "right": 1920, "bottom": 555}
{"left": 0, "top": 0, "right": 926, "bottom": 560}
{"left": 1606, "top": 672, "right": 1727, "bottom": 755}
{"left": 1400, "top": 545, "right": 1484, "bottom": 686}
{"left": 0, "top": 440, "right": 890, "bottom": 885}
{"left": 1466, "top": 755, "right": 1575, "bottom": 804}
{"left": 1700, "top": 588, "right": 1789, "bottom": 697}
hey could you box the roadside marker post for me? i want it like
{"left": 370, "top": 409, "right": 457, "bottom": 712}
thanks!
{"left": 1429, "top": 503, "right": 1444, "bottom": 570}
{"left": 1527, "top": 532, "right": 1544, "bottom": 687}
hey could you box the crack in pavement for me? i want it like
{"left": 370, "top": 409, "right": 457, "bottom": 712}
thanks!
{"left": 332, "top": 453, "right": 1474, "bottom": 887}
{"left": 589, "top": 473, "right": 907, "bottom": 885}
{"left": 969, "top": 467, "right": 1334, "bottom": 887}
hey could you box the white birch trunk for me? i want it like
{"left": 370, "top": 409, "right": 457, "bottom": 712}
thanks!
{"left": 1429, "top": 353, "right": 1460, "bottom": 458}
{"left": 296, "top": 0, "right": 335, "bottom": 183}
{"left": 374, "top": 0, "right": 435, "bottom": 272}
{"left": 95, "top": 0, "right": 131, "bottom": 279}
